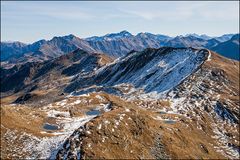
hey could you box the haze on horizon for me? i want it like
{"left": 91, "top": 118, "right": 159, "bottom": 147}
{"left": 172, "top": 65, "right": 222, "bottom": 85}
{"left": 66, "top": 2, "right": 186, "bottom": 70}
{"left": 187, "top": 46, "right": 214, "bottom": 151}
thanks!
{"left": 1, "top": 1, "right": 239, "bottom": 43}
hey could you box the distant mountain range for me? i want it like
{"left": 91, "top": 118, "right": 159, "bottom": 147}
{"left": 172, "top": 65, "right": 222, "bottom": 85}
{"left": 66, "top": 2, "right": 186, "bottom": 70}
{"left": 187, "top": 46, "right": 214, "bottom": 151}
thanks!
{"left": 1, "top": 31, "right": 239, "bottom": 68}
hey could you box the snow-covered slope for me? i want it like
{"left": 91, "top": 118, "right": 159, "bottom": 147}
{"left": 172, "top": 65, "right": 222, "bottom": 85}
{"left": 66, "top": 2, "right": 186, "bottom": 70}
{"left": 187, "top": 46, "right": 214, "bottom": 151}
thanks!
{"left": 65, "top": 47, "right": 209, "bottom": 94}
{"left": 85, "top": 30, "right": 134, "bottom": 41}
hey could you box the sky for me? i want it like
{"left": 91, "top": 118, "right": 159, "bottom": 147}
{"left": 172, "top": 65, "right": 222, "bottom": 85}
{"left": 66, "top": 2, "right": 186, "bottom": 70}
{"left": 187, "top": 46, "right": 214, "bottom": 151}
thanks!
{"left": 1, "top": 1, "right": 239, "bottom": 43}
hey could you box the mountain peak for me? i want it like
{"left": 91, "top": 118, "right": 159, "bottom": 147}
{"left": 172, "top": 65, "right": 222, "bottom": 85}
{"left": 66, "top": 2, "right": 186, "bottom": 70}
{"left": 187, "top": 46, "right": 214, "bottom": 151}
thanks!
{"left": 32, "top": 39, "right": 47, "bottom": 45}
{"left": 185, "top": 33, "right": 211, "bottom": 40}
{"left": 136, "top": 32, "right": 148, "bottom": 37}
{"left": 104, "top": 30, "right": 133, "bottom": 39}
{"left": 62, "top": 34, "right": 78, "bottom": 40}
{"left": 85, "top": 30, "right": 132, "bottom": 41}
{"left": 119, "top": 30, "right": 132, "bottom": 36}
{"left": 51, "top": 34, "right": 78, "bottom": 42}
{"left": 185, "top": 33, "right": 202, "bottom": 37}
{"left": 136, "top": 32, "right": 171, "bottom": 41}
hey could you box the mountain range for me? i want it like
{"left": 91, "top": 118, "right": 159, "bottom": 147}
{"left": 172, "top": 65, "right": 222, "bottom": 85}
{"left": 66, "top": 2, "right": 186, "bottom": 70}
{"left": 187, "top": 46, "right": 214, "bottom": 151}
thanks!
{"left": 1, "top": 46, "right": 239, "bottom": 159}
{"left": 1, "top": 31, "right": 239, "bottom": 69}
{"left": 1, "top": 31, "right": 239, "bottom": 159}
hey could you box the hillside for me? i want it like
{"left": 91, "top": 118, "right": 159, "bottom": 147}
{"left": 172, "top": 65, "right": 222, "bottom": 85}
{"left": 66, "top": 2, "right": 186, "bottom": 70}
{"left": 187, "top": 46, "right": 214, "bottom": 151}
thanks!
{"left": 1, "top": 47, "right": 239, "bottom": 159}
{"left": 0, "top": 49, "right": 112, "bottom": 99}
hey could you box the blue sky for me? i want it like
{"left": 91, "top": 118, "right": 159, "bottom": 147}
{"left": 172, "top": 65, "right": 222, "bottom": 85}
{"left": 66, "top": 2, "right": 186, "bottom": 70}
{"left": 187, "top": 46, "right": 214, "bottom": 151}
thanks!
{"left": 1, "top": 1, "right": 239, "bottom": 43}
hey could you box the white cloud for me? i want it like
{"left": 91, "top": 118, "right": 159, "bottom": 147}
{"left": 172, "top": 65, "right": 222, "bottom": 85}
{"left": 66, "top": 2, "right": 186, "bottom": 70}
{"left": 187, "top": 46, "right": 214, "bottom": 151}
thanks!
{"left": 118, "top": 1, "right": 239, "bottom": 22}
{"left": 37, "top": 9, "right": 95, "bottom": 20}
{"left": 1, "top": 2, "right": 96, "bottom": 20}
{"left": 121, "top": 9, "right": 193, "bottom": 21}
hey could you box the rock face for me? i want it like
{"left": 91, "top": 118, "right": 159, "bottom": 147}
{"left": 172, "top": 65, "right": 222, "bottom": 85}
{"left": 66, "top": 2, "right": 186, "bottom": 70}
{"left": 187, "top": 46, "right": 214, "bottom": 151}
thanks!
{"left": 13, "top": 93, "right": 35, "bottom": 104}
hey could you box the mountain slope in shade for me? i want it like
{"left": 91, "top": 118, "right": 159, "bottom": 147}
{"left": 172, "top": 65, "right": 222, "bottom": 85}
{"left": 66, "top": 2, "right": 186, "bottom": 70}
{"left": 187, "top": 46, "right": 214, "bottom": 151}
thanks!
{"left": 1, "top": 35, "right": 96, "bottom": 67}
{"left": 163, "top": 36, "right": 206, "bottom": 48}
{"left": 205, "top": 38, "right": 221, "bottom": 48}
{"left": 214, "top": 34, "right": 235, "bottom": 42}
{"left": 1, "top": 41, "right": 27, "bottom": 61}
{"left": 0, "top": 49, "right": 112, "bottom": 99}
{"left": 163, "top": 35, "right": 222, "bottom": 49}
{"left": 211, "top": 34, "right": 239, "bottom": 60}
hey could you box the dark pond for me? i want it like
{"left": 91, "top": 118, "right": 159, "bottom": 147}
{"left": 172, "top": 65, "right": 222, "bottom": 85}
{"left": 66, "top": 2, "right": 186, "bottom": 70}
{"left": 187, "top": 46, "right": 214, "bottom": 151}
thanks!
{"left": 158, "top": 111, "right": 167, "bottom": 114}
{"left": 164, "top": 120, "right": 176, "bottom": 124}
{"left": 86, "top": 109, "right": 101, "bottom": 116}
{"left": 43, "top": 123, "right": 59, "bottom": 130}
